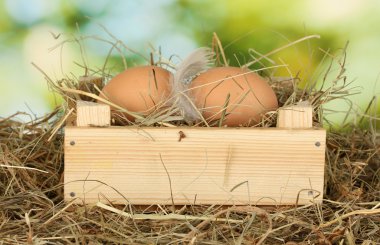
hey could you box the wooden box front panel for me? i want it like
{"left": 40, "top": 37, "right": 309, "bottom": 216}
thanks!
{"left": 64, "top": 127, "right": 326, "bottom": 205}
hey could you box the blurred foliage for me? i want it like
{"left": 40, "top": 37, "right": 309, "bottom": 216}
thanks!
{"left": 0, "top": 0, "right": 379, "bottom": 128}
{"left": 171, "top": 0, "right": 343, "bottom": 82}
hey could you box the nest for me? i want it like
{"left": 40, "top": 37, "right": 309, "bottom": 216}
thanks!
{"left": 0, "top": 33, "right": 379, "bottom": 244}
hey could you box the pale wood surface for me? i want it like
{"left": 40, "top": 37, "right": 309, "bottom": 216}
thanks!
{"left": 64, "top": 126, "right": 326, "bottom": 205}
{"left": 277, "top": 105, "right": 313, "bottom": 128}
{"left": 76, "top": 100, "right": 110, "bottom": 127}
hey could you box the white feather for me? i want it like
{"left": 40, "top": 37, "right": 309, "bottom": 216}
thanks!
{"left": 172, "top": 48, "right": 214, "bottom": 123}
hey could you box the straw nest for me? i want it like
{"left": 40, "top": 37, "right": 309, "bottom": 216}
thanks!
{"left": 0, "top": 33, "right": 379, "bottom": 244}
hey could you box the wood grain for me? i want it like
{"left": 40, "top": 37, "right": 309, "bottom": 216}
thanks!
{"left": 277, "top": 105, "right": 313, "bottom": 128}
{"left": 64, "top": 127, "right": 326, "bottom": 205}
{"left": 76, "top": 100, "right": 110, "bottom": 127}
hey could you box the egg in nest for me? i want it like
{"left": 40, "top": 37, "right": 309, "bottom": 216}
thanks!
{"left": 189, "top": 67, "right": 278, "bottom": 126}
{"left": 100, "top": 65, "right": 172, "bottom": 121}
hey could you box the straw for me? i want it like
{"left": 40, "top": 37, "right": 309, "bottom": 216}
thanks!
{"left": 0, "top": 32, "right": 378, "bottom": 244}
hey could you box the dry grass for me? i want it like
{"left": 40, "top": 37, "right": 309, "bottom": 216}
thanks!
{"left": 0, "top": 33, "right": 379, "bottom": 244}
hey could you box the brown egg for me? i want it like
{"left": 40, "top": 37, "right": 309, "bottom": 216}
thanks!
{"left": 100, "top": 65, "right": 172, "bottom": 120}
{"left": 189, "top": 67, "right": 278, "bottom": 126}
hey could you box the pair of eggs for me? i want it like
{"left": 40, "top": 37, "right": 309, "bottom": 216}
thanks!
{"left": 100, "top": 65, "right": 278, "bottom": 126}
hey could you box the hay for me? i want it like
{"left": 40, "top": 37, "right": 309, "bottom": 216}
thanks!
{"left": 0, "top": 34, "right": 379, "bottom": 244}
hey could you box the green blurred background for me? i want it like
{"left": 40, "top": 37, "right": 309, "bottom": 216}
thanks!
{"left": 0, "top": 0, "right": 379, "bottom": 127}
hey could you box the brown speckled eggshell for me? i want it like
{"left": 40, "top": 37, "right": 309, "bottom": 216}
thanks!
{"left": 100, "top": 65, "right": 172, "bottom": 120}
{"left": 189, "top": 67, "right": 278, "bottom": 126}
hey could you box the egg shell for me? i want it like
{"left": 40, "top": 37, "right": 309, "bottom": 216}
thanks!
{"left": 100, "top": 66, "right": 172, "bottom": 120}
{"left": 189, "top": 67, "right": 278, "bottom": 126}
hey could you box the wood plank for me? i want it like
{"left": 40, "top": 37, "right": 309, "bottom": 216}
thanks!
{"left": 76, "top": 100, "right": 110, "bottom": 127}
{"left": 277, "top": 105, "right": 313, "bottom": 128}
{"left": 64, "top": 127, "right": 326, "bottom": 205}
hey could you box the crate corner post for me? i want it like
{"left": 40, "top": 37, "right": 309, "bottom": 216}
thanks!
{"left": 76, "top": 100, "right": 111, "bottom": 127}
{"left": 277, "top": 104, "right": 313, "bottom": 129}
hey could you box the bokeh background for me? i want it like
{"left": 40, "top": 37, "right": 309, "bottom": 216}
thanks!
{"left": 1, "top": 0, "right": 379, "bottom": 127}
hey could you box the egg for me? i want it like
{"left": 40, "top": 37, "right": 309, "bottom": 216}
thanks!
{"left": 189, "top": 67, "right": 278, "bottom": 126}
{"left": 100, "top": 65, "right": 172, "bottom": 120}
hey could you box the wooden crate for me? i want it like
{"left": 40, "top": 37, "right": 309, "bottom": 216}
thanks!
{"left": 64, "top": 101, "right": 326, "bottom": 205}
